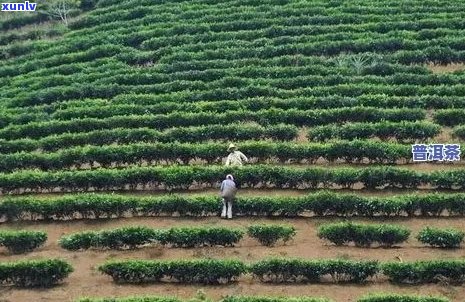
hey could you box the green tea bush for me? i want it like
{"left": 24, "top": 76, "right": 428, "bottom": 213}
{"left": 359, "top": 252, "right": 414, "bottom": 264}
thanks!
{"left": 78, "top": 297, "right": 181, "bottom": 302}
{"left": 98, "top": 259, "right": 246, "bottom": 284}
{"left": 59, "top": 231, "right": 98, "bottom": 250}
{"left": 247, "top": 224, "right": 296, "bottom": 246}
{"left": 0, "top": 259, "right": 73, "bottom": 287}
{"left": 309, "top": 121, "right": 440, "bottom": 142}
{"left": 0, "top": 140, "right": 413, "bottom": 171}
{"left": 156, "top": 227, "right": 244, "bottom": 248}
{"left": 222, "top": 297, "right": 332, "bottom": 302}
{"left": 60, "top": 226, "right": 244, "bottom": 250}
{"left": 249, "top": 258, "right": 379, "bottom": 283}
{"left": 0, "top": 165, "right": 443, "bottom": 194}
{"left": 357, "top": 294, "right": 449, "bottom": 302}
{"left": 382, "top": 260, "right": 465, "bottom": 284}
{"left": 416, "top": 227, "right": 465, "bottom": 248}
{"left": 5, "top": 192, "right": 465, "bottom": 222}
{"left": 0, "top": 230, "right": 47, "bottom": 253}
{"left": 317, "top": 222, "right": 410, "bottom": 247}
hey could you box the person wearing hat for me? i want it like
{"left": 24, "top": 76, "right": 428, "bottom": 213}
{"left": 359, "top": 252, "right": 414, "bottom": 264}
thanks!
{"left": 220, "top": 174, "right": 237, "bottom": 219}
{"left": 225, "top": 143, "right": 248, "bottom": 166}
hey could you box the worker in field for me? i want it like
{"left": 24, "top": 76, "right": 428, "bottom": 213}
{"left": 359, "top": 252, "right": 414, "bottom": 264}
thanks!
{"left": 225, "top": 143, "right": 248, "bottom": 166}
{"left": 224, "top": 143, "right": 248, "bottom": 190}
{"left": 220, "top": 174, "right": 237, "bottom": 219}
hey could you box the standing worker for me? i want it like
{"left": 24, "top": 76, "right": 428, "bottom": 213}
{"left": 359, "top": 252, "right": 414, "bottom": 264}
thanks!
{"left": 225, "top": 143, "right": 248, "bottom": 166}
{"left": 220, "top": 174, "right": 237, "bottom": 219}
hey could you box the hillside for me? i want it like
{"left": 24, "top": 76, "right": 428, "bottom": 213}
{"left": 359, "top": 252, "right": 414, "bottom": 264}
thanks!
{"left": 2, "top": 0, "right": 465, "bottom": 301}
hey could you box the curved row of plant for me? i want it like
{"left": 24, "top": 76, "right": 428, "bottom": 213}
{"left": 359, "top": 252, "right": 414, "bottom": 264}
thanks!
{"left": 6, "top": 94, "right": 463, "bottom": 124}
{"left": 59, "top": 225, "right": 295, "bottom": 250}
{"left": 1, "top": 165, "right": 465, "bottom": 194}
{"left": 0, "top": 140, "right": 415, "bottom": 171}
{"left": 5, "top": 191, "right": 465, "bottom": 221}
{"left": 0, "top": 107, "right": 424, "bottom": 137}
{"left": 98, "top": 258, "right": 465, "bottom": 284}
{"left": 10, "top": 66, "right": 465, "bottom": 108}
{"left": 0, "top": 124, "right": 298, "bottom": 154}
{"left": 77, "top": 294, "right": 449, "bottom": 302}
{"left": 308, "top": 121, "right": 441, "bottom": 142}
{"left": 2, "top": 107, "right": 359, "bottom": 139}
{"left": 5, "top": 20, "right": 465, "bottom": 79}
{"left": 5, "top": 93, "right": 465, "bottom": 122}
{"left": 2, "top": 257, "right": 462, "bottom": 288}
{"left": 6, "top": 27, "right": 464, "bottom": 77}
{"left": 318, "top": 222, "right": 464, "bottom": 248}
{"left": 0, "top": 259, "right": 73, "bottom": 287}
{"left": 9, "top": 79, "right": 465, "bottom": 108}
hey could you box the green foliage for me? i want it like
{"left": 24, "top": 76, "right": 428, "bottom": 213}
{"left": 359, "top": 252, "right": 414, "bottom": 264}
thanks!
{"left": 0, "top": 140, "right": 414, "bottom": 171}
{"left": 157, "top": 227, "right": 244, "bottom": 248}
{"left": 98, "top": 259, "right": 246, "bottom": 284}
{"left": 317, "top": 222, "right": 410, "bottom": 247}
{"left": 416, "top": 227, "right": 465, "bottom": 248}
{"left": 309, "top": 121, "right": 440, "bottom": 142}
{"left": 452, "top": 125, "right": 465, "bottom": 140}
{"left": 0, "top": 107, "right": 424, "bottom": 141}
{"left": 77, "top": 295, "right": 333, "bottom": 302}
{"left": 247, "top": 224, "right": 296, "bottom": 246}
{"left": 0, "top": 124, "right": 297, "bottom": 154}
{"left": 222, "top": 297, "right": 332, "bottom": 302}
{"left": 0, "top": 165, "right": 453, "bottom": 194}
{"left": 0, "top": 259, "right": 73, "bottom": 287}
{"left": 382, "top": 260, "right": 465, "bottom": 284}
{"left": 80, "top": 0, "right": 99, "bottom": 10}
{"left": 78, "top": 297, "right": 180, "bottom": 302}
{"left": 249, "top": 258, "right": 379, "bottom": 283}
{"left": 0, "top": 230, "right": 47, "bottom": 253}
{"left": 357, "top": 294, "right": 449, "bottom": 302}
{"left": 60, "top": 226, "right": 244, "bottom": 250}
{"left": 433, "top": 109, "right": 465, "bottom": 126}
{"left": 5, "top": 192, "right": 465, "bottom": 222}
{"left": 59, "top": 231, "right": 98, "bottom": 250}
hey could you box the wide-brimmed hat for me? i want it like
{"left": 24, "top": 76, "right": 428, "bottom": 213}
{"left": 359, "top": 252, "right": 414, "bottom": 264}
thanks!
{"left": 228, "top": 143, "right": 237, "bottom": 151}
{"left": 226, "top": 174, "right": 234, "bottom": 181}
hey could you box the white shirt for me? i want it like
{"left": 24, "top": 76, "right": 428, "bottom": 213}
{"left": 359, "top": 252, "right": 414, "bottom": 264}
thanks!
{"left": 225, "top": 151, "right": 248, "bottom": 166}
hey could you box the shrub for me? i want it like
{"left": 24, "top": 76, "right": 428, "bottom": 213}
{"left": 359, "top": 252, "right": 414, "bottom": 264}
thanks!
{"left": 0, "top": 165, "right": 434, "bottom": 194}
{"left": 222, "top": 297, "right": 332, "bottom": 302}
{"left": 5, "top": 192, "right": 465, "bottom": 222}
{"left": 59, "top": 231, "right": 99, "bottom": 250}
{"left": 249, "top": 258, "right": 379, "bottom": 283}
{"left": 416, "top": 227, "right": 465, "bottom": 248}
{"left": 98, "top": 259, "right": 246, "bottom": 284}
{"left": 317, "top": 222, "right": 410, "bottom": 247}
{"left": 78, "top": 298, "right": 181, "bottom": 302}
{"left": 0, "top": 230, "right": 47, "bottom": 253}
{"left": 59, "top": 226, "right": 244, "bottom": 250}
{"left": 309, "top": 121, "right": 440, "bottom": 142}
{"left": 0, "top": 259, "right": 73, "bottom": 287}
{"left": 357, "top": 294, "right": 449, "bottom": 302}
{"left": 247, "top": 224, "right": 296, "bottom": 246}
{"left": 382, "top": 260, "right": 465, "bottom": 284}
{"left": 156, "top": 227, "right": 244, "bottom": 248}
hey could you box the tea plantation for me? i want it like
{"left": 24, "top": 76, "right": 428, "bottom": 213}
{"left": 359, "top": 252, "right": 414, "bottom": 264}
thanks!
{"left": 1, "top": 0, "right": 465, "bottom": 301}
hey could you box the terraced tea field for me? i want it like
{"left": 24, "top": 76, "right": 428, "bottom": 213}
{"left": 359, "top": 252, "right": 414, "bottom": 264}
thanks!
{"left": 2, "top": 0, "right": 465, "bottom": 301}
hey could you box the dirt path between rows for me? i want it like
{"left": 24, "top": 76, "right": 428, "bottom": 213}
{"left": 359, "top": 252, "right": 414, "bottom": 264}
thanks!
{"left": 1, "top": 216, "right": 465, "bottom": 302}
